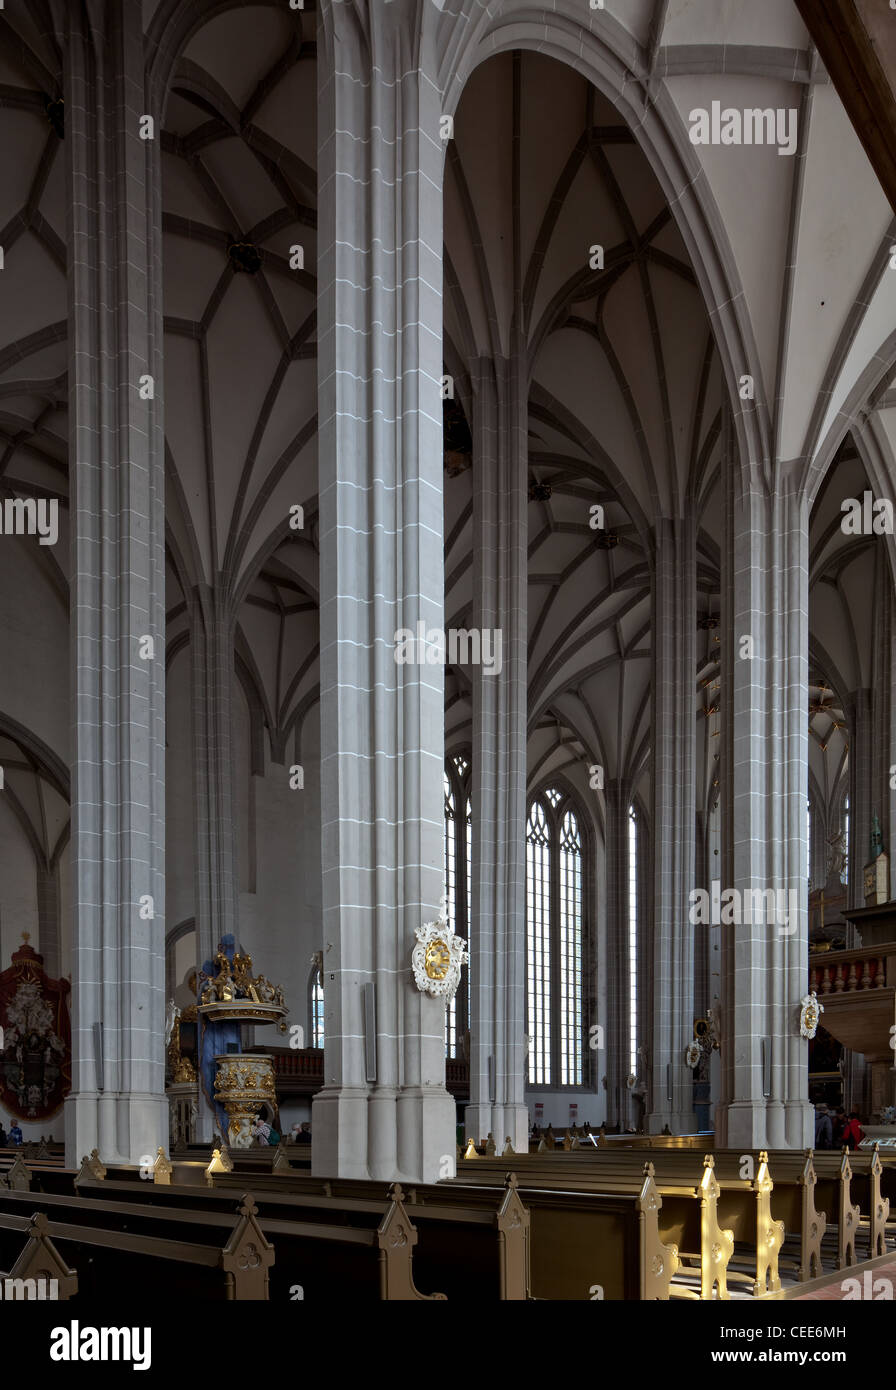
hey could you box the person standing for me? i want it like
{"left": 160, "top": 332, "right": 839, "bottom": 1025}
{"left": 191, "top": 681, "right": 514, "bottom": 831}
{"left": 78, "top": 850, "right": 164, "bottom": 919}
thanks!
{"left": 832, "top": 1106, "right": 847, "bottom": 1147}
{"left": 814, "top": 1104, "right": 832, "bottom": 1150}
{"left": 8, "top": 1121, "right": 22, "bottom": 1146}
{"left": 842, "top": 1112, "right": 865, "bottom": 1150}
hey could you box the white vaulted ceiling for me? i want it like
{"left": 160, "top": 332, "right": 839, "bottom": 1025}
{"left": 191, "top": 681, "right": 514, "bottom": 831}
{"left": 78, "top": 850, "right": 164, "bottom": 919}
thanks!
{"left": 161, "top": 4, "right": 319, "bottom": 756}
{"left": 0, "top": 0, "right": 895, "bottom": 844}
{"left": 443, "top": 48, "right": 723, "bottom": 812}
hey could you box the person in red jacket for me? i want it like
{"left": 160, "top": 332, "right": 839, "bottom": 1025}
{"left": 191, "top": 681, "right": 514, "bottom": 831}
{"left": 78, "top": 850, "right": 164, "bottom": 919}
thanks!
{"left": 842, "top": 1113, "right": 864, "bottom": 1150}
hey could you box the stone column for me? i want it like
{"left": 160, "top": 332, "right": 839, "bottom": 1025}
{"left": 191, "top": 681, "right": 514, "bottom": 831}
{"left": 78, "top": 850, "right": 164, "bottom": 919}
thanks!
{"left": 717, "top": 443, "right": 813, "bottom": 1150}
{"left": 604, "top": 778, "right": 632, "bottom": 1129}
{"left": 64, "top": 0, "right": 168, "bottom": 1165}
{"left": 846, "top": 688, "right": 873, "bottom": 925}
{"left": 646, "top": 517, "right": 697, "bottom": 1133}
{"left": 465, "top": 355, "right": 529, "bottom": 1154}
{"left": 191, "top": 584, "right": 239, "bottom": 970}
{"left": 190, "top": 584, "right": 240, "bottom": 1140}
{"left": 311, "top": 0, "right": 454, "bottom": 1182}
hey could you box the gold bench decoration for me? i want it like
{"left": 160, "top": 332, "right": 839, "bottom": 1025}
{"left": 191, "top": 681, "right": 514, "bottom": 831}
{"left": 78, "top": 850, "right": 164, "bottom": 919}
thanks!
{"left": 206, "top": 1144, "right": 234, "bottom": 1185}
{"left": 152, "top": 1147, "right": 173, "bottom": 1186}
{"left": 638, "top": 1163, "right": 681, "bottom": 1300}
{"left": 698, "top": 1156, "right": 734, "bottom": 1300}
{"left": 753, "top": 1151, "right": 785, "bottom": 1295}
{"left": 411, "top": 918, "right": 468, "bottom": 999}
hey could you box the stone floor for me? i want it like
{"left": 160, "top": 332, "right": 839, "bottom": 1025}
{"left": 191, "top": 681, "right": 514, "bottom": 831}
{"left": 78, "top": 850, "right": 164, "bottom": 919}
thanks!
{"left": 794, "top": 1258, "right": 896, "bottom": 1300}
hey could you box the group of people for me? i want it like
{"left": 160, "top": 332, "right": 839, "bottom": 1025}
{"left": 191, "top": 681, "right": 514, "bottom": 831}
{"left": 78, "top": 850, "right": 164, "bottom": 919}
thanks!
{"left": 0, "top": 1118, "right": 23, "bottom": 1147}
{"left": 814, "top": 1103, "right": 864, "bottom": 1150}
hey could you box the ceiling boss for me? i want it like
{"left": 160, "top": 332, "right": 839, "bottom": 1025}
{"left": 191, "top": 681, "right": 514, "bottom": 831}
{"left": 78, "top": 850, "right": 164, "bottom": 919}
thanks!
{"left": 412, "top": 919, "right": 469, "bottom": 1000}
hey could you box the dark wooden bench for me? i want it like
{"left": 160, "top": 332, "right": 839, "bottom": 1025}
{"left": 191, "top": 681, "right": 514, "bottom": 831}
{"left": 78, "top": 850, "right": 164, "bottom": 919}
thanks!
{"left": 73, "top": 1160, "right": 672, "bottom": 1300}
{"left": 0, "top": 1188, "right": 274, "bottom": 1299}
{"left": 5, "top": 1179, "right": 446, "bottom": 1301}
{"left": 0, "top": 1211, "right": 78, "bottom": 1299}
{"left": 75, "top": 1165, "right": 528, "bottom": 1300}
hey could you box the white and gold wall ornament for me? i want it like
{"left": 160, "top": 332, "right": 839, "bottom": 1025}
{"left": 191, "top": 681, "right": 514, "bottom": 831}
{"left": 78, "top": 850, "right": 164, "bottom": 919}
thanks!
{"left": 411, "top": 919, "right": 469, "bottom": 999}
{"left": 799, "top": 991, "right": 824, "bottom": 1040}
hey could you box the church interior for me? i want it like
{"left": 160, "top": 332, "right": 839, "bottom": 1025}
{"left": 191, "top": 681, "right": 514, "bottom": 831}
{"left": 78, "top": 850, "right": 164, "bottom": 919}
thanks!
{"left": 2, "top": 0, "right": 896, "bottom": 1332}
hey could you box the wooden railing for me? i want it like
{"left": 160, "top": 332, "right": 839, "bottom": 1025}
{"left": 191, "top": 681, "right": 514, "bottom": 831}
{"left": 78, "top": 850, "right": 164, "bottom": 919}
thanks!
{"left": 244, "top": 1047, "right": 470, "bottom": 1097}
{"left": 809, "top": 944, "right": 896, "bottom": 996}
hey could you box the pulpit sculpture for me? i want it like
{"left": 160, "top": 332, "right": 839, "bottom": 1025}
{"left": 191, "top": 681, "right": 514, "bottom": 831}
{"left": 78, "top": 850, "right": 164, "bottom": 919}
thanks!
{"left": 197, "top": 936, "right": 288, "bottom": 1147}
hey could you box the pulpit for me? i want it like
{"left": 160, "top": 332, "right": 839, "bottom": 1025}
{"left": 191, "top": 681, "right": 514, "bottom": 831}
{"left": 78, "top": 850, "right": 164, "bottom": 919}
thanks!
{"left": 197, "top": 944, "right": 288, "bottom": 1146}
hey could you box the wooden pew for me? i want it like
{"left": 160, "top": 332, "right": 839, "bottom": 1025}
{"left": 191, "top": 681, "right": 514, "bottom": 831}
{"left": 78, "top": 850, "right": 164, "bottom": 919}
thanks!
{"left": 516, "top": 1145, "right": 826, "bottom": 1284}
{"left": 0, "top": 1189, "right": 275, "bottom": 1299}
{"left": 6, "top": 1179, "right": 445, "bottom": 1301}
{"left": 589, "top": 1147, "right": 785, "bottom": 1295}
{"left": 0, "top": 1211, "right": 78, "bottom": 1300}
{"left": 455, "top": 1153, "right": 730, "bottom": 1299}
{"left": 760, "top": 1149, "right": 858, "bottom": 1270}
{"left": 847, "top": 1144, "right": 890, "bottom": 1258}
{"left": 76, "top": 1161, "right": 675, "bottom": 1300}
{"left": 199, "top": 1161, "right": 674, "bottom": 1300}
{"left": 80, "top": 1165, "right": 528, "bottom": 1301}
{"left": 593, "top": 1143, "right": 861, "bottom": 1280}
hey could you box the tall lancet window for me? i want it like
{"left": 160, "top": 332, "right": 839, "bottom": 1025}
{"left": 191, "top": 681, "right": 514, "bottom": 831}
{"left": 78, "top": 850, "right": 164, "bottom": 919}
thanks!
{"left": 526, "top": 786, "right": 588, "bottom": 1087}
{"left": 443, "top": 752, "right": 471, "bottom": 1057}
{"left": 559, "top": 807, "right": 583, "bottom": 1085}
{"left": 526, "top": 799, "right": 552, "bottom": 1083}
{"left": 309, "top": 959, "right": 324, "bottom": 1049}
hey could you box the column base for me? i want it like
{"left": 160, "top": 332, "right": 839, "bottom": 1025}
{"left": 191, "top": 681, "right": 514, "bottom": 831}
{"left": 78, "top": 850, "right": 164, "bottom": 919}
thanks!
{"left": 65, "top": 1091, "right": 169, "bottom": 1168}
{"left": 311, "top": 1086, "right": 370, "bottom": 1179}
{"left": 312, "top": 1084, "right": 455, "bottom": 1182}
{"left": 784, "top": 1099, "right": 814, "bottom": 1148}
{"left": 396, "top": 1086, "right": 457, "bottom": 1183}
{"left": 465, "top": 1102, "right": 529, "bottom": 1155}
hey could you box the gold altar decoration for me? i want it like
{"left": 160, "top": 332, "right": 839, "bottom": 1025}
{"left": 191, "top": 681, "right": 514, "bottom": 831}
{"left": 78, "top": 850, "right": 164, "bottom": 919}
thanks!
{"left": 167, "top": 1003, "right": 197, "bottom": 1083}
{"left": 200, "top": 950, "right": 285, "bottom": 1013}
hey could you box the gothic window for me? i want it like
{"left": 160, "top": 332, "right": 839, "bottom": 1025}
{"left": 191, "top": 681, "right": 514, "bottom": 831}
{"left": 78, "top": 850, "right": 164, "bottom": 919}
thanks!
{"left": 526, "top": 787, "right": 589, "bottom": 1086}
{"left": 444, "top": 752, "right": 471, "bottom": 1058}
{"left": 309, "top": 960, "right": 324, "bottom": 1049}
